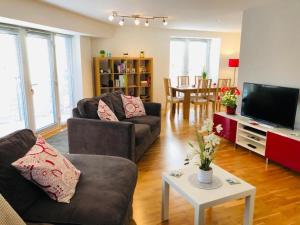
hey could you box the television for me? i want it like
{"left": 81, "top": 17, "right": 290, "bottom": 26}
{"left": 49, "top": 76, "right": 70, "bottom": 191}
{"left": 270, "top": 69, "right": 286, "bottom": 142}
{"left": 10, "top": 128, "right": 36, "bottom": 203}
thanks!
{"left": 241, "top": 82, "right": 299, "bottom": 129}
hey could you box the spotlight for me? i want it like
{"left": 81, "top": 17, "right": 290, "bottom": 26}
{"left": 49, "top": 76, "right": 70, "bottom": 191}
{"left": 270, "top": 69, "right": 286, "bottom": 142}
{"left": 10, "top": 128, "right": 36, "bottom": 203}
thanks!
{"left": 108, "top": 15, "right": 114, "bottom": 21}
{"left": 119, "top": 18, "right": 124, "bottom": 26}
{"left": 134, "top": 18, "right": 140, "bottom": 26}
{"left": 145, "top": 19, "right": 149, "bottom": 27}
{"left": 163, "top": 18, "right": 168, "bottom": 26}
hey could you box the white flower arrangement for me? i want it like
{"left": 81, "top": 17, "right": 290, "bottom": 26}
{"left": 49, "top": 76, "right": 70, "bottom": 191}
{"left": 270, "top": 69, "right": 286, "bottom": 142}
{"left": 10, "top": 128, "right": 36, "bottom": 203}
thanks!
{"left": 185, "top": 119, "right": 223, "bottom": 171}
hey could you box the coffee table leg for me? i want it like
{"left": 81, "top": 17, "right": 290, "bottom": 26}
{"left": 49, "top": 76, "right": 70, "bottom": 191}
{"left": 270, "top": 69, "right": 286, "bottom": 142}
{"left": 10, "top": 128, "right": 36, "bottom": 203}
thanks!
{"left": 244, "top": 192, "right": 255, "bottom": 225}
{"left": 194, "top": 205, "right": 205, "bottom": 225}
{"left": 161, "top": 179, "right": 169, "bottom": 221}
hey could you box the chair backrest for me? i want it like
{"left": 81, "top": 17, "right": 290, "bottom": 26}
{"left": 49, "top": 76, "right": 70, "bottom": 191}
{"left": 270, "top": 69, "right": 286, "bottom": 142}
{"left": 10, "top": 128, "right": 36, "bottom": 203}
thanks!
{"left": 164, "top": 78, "right": 172, "bottom": 97}
{"left": 217, "top": 78, "right": 231, "bottom": 89}
{"left": 195, "top": 79, "right": 212, "bottom": 100}
{"left": 194, "top": 76, "right": 202, "bottom": 87}
{"left": 177, "top": 76, "right": 189, "bottom": 87}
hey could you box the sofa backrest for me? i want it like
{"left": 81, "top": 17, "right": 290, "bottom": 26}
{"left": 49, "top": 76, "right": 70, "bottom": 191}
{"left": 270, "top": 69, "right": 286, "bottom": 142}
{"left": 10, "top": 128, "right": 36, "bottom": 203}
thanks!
{"left": 76, "top": 91, "right": 126, "bottom": 121}
{"left": 0, "top": 129, "right": 44, "bottom": 215}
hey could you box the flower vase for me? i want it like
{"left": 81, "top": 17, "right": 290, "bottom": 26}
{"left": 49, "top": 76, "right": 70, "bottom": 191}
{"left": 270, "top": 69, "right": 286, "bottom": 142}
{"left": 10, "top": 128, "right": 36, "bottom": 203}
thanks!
{"left": 226, "top": 106, "right": 236, "bottom": 115}
{"left": 197, "top": 168, "right": 213, "bottom": 184}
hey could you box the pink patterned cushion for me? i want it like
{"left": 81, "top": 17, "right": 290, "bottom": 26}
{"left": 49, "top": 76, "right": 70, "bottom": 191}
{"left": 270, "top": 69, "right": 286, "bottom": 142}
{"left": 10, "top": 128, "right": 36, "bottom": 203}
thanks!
{"left": 97, "top": 99, "right": 119, "bottom": 121}
{"left": 121, "top": 95, "right": 146, "bottom": 118}
{"left": 12, "top": 136, "right": 81, "bottom": 203}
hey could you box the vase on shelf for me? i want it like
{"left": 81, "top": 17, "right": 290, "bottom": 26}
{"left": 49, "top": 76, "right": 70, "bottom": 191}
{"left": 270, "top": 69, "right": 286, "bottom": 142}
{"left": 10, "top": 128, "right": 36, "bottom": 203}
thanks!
{"left": 226, "top": 106, "right": 236, "bottom": 115}
{"left": 197, "top": 168, "right": 213, "bottom": 184}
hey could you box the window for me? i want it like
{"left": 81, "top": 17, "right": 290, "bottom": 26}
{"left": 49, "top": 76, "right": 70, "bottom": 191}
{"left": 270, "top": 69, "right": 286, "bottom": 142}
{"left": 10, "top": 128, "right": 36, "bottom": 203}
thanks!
{"left": 169, "top": 38, "right": 220, "bottom": 85}
{"left": 0, "top": 24, "right": 74, "bottom": 137}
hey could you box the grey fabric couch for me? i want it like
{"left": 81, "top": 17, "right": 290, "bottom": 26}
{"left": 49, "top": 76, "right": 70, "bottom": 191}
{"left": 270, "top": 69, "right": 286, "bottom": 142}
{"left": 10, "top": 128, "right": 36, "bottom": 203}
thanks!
{"left": 68, "top": 91, "right": 161, "bottom": 162}
{"left": 0, "top": 129, "right": 137, "bottom": 225}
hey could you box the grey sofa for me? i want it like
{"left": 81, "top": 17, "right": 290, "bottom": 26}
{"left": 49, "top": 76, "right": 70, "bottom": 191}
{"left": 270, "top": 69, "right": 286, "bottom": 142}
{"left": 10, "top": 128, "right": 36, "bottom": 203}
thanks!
{"left": 68, "top": 91, "right": 161, "bottom": 162}
{"left": 0, "top": 129, "right": 137, "bottom": 225}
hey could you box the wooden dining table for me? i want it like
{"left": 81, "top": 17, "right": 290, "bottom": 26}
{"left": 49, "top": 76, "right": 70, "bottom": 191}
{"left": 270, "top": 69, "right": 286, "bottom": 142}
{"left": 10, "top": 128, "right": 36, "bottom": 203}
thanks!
{"left": 170, "top": 85, "right": 236, "bottom": 120}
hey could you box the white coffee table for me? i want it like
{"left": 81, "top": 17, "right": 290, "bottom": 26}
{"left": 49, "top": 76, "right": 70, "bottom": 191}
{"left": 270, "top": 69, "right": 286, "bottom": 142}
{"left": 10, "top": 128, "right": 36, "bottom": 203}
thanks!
{"left": 161, "top": 164, "right": 256, "bottom": 225}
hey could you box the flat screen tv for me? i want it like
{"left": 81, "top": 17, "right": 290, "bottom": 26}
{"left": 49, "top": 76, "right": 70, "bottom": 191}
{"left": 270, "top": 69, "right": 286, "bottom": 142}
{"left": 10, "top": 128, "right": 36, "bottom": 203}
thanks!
{"left": 241, "top": 82, "right": 299, "bottom": 129}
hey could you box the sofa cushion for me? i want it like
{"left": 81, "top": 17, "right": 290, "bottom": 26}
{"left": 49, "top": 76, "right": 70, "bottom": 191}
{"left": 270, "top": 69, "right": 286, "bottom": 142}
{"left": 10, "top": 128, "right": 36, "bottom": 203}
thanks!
{"left": 110, "top": 91, "right": 126, "bottom": 121}
{"left": 23, "top": 154, "right": 137, "bottom": 225}
{"left": 77, "top": 94, "right": 113, "bottom": 119}
{"left": 121, "top": 95, "right": 146, "bottom": 118}
{"left": 12, "top": 136, "right": 81, "bottom": 203}
{"left": 97, "top": 100, "right": 119, "bottom": 121}
{"left": 124, "top": 116, "right": 160, "bottom": 132}
{"left": 0, "top": 129, "right": 44, "bottom": 215}
{"left": 134, "top": 124, "right": 151, "bottom": 146}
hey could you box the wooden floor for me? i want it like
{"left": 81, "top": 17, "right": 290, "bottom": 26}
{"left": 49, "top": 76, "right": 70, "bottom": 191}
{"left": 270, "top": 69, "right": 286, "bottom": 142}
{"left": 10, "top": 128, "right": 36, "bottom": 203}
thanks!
{"left": 132, "top": 109, "right": 300, "bottom": 225}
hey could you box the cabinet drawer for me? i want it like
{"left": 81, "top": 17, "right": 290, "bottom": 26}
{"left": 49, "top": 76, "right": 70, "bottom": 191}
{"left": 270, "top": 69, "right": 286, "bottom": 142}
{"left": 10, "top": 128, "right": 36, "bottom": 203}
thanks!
{"left": 213, "top": 114, "right": 237, "bottom": 143}
{"left": 266, "top": 132, "right": 300, "bottom": 172}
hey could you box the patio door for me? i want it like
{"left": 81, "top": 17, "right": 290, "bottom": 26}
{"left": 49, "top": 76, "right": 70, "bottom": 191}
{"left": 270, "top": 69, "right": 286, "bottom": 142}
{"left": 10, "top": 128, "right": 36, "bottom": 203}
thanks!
{"left": 26, "top": 32, "right": 57, "bottom": 130}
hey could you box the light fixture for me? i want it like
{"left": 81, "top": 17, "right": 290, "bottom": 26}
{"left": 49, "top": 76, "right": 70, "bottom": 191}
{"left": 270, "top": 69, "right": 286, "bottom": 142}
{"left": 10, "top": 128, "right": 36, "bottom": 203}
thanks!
{"left": 108, "top": 15, "right": 114, "bottom": 21}
{"left": 163, "top": 18, "right": 168, "bottom": 26}
{"left": 134, "top": 18, "right": 140, "bottom": 26}
{"left": 108, "top": 11, "right": 168, "bottom": 27}
{"left": 119, "top": 18, "right": 124, "bottom": 26}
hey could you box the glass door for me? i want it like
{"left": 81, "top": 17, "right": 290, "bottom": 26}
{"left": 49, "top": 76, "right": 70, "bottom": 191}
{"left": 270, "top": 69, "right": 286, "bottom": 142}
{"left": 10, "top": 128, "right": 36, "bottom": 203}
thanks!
{"left": 0, "top": 30, "right": 27, "bottom": 137}
{"left": 26, "top": 33, "right": 56, "bottom": 130}
{"left": 54, "top": 35, "right": 73, "bottom": 124}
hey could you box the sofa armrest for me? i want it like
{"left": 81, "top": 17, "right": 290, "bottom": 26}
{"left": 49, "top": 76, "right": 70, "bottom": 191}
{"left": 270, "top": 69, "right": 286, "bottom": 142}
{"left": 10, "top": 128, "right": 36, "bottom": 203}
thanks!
{"left": 72, "top": 108, "right": 82, "bottom": 118}
{"left": 144, "top": 102, "right": 161, "bottom": 117}
{"left": 67, "top": 118, "right": 136, "bottom": 161}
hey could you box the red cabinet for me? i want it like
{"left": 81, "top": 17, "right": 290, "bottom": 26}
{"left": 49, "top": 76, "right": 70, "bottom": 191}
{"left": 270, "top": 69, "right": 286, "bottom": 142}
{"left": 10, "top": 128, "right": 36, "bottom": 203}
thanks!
{"left": 213, "top": 113, "right": 237, "bottom": 143}
{"left": 266, "top": 132, "right": 300, "bottom": 173}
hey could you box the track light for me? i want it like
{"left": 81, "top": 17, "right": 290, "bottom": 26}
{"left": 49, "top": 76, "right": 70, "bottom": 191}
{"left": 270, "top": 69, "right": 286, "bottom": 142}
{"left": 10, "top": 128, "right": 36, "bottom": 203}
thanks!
{"left": 134, "top": 18, "right": 140, "bottom": 26}
{"left": 108, "top": 11, "right": 168, "bottom": 27}
{"left": 108, "top": 15, "right": 114, "bottom": 21}
{"left": 119, "top": 18, "right": 124, "bottom": 26}
{"left": 163, "top": 18, "right": 168, "bottom": 26}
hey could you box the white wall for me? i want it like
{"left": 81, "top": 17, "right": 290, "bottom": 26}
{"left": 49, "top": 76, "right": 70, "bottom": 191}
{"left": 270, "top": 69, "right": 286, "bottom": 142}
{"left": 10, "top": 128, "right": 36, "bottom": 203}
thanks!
{"left": 238, "top": 0, "right": 300, "bottom": 129}
{"left": 91, "top": 27, "right": 241, "bottom": 103}
{"left": 0, "top": 0, "right": 115, "bottom": 37}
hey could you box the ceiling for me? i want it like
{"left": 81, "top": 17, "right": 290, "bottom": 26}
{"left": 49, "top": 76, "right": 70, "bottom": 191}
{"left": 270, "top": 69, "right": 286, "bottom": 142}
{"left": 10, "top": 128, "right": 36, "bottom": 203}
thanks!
{"left": 41, "top": 0, "right": 276, "bottom": 32}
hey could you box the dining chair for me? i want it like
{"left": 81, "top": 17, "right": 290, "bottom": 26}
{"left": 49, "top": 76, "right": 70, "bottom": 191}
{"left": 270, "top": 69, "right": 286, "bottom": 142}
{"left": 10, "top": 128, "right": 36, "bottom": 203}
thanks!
{"left": 164, "top": 78, "right": 184, "bottom": 114}
{"left": 177, "top": 75, "right": 190, "bottom": 87}
{"left": 191, "top": 79, "right": 212, "bottom": 119}
{"left": 194, "top": 76, "right": 202, "bottom": 87}
{"left": 209, "top": 78, "right": 231, "bottom": 112}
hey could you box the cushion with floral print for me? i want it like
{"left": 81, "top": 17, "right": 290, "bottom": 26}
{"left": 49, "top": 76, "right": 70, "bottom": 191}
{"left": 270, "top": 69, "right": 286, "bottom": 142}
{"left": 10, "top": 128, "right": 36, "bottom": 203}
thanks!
{"left": 12, "top": 136, "right": 81, "bottom": 203}
{"left": 121, "top": 95, "right": 146, "bottom": 118}
{"left": 97, "top": 99, "right": 119, "bottom": 121}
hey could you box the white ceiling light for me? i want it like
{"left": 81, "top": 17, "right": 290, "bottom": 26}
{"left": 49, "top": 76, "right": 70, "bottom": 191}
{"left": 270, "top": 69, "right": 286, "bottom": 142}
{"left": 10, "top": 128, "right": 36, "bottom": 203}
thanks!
{"left": 163, "top": 18, "right": 168, "bottom": 26}
{"left": 145, "top": 19, "right": 149, "bottom": 27}
{"left": 108, "top": 15, "right": 114, "bottom": 21}
{"left": 134, "top": 18, "right": 140, "bottom": 26}
{"left": 119, "top": 18, "right": 124, "bottom": 26}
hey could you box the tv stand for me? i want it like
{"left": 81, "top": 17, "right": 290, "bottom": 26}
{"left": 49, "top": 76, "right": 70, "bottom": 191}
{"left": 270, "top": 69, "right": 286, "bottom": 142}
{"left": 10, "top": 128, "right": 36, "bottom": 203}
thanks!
{"left": 213, "top": 112, "right": 300, "bottom": 173}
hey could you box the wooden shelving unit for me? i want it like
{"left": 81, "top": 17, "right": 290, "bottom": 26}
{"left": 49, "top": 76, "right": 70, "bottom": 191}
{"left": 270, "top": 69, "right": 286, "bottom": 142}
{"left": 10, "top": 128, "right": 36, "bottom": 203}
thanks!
{"left": 93, "top": 57, "right": 153, "bottom": 102}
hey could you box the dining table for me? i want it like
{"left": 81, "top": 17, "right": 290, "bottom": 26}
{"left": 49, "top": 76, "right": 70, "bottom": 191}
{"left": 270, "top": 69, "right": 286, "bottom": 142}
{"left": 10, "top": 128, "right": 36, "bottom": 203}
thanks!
{"left": 170, "top": 85, "right": 236, "bottom": 120}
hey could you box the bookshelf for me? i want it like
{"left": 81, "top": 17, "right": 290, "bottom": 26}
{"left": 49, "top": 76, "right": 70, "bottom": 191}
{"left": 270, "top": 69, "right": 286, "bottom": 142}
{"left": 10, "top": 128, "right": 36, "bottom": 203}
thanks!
{"left": 94, "top": 57, "right": 153, "bottom": 102}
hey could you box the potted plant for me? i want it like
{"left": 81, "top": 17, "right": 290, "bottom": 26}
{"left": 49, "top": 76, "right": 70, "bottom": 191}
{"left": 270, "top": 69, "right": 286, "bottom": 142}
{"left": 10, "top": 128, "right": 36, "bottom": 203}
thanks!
{"left": 220, "top": 87, "right": 240, "bottom": 115}
{"left": 202, "top": 71, "right": 207, "bottom": 79}
{"left": 99, "top": 50, "right": 106, "bottom": 57}
{"left": 186, "top": 119, "right": 223, "bottom": 183}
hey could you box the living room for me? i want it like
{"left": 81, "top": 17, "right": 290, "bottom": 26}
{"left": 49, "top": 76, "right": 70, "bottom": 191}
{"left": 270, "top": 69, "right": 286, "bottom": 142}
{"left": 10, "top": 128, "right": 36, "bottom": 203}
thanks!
{"left": 0, "top": 0, "right": 300, "bottom": 225}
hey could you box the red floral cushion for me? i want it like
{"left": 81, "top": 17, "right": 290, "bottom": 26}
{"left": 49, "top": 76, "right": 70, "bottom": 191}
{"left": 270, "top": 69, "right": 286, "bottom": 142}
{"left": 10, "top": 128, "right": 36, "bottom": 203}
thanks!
{"left": 97, "top": 99, "right": 119, "bottom": 121}
{"left": 12, "top": 136, "right": 81, "bottom": 203}
{"left": 121, "top": 95, "right": 146, "bottom": 118}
